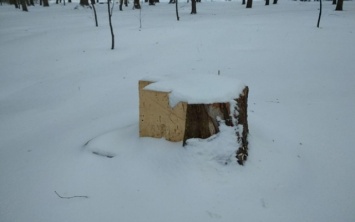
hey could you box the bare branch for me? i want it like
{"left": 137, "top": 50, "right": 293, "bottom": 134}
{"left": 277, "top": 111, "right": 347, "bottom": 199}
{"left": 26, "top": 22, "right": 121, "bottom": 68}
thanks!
{"left": 54, "top": 191, "right": 89, "bottom": 199}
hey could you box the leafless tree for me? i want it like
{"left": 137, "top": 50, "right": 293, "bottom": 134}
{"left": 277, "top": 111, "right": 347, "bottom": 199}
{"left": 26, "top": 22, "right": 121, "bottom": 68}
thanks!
{"left": 246, "top": 0, "right": 252, "bottom": 8}
{"left": 108, "top": 0, "right": 114, "bottom": 49}
{"left": 335, "top": 0, "right": 343, "bottom": 11}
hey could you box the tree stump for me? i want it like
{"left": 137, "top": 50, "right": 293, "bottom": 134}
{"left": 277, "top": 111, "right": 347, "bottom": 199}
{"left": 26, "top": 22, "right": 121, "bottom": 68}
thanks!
{"left": 139, "top": 76, "right": 249, "bottom": 165}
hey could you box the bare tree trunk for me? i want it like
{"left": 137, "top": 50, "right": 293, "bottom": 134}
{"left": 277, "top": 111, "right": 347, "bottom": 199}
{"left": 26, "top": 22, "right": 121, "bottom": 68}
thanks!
{"left": 265, "top": 0, "right": 269, "bottom": 5}
{"left": 43, "top": 0, "right": 49, "bottom": 6}
{"left": 80, "top": 0, "right": 89, "bottom": 6}
{"left": 108, "top": 0, "right": 114, "bottom": 50}
{"left": 134, "top": 0, "right": 140, "bottom": 9}
{"left": 332, "top": 0, "right": 336, "bottom": 5}
{"left": 246, "top": 0, "right": 252, "bottom": 8}
{"left": 91, "top": 0, "right": 98, "bottom": 26}
{"left": 317, "top": 0, "right": 322, "bottom": 28}
{"left": 242, "top": 0, "right": 245, "bottom": 5}
{"left": 273, "top": 0, "right": 277, "bottom": 4}
{"left": 191, "top": 0, "right": 196, "bottom": 14}
{"left": 10, "top": 0, "right": 20, "bottom": 8}
{"left": 20, "top": 0, "right": 28, "bottom": 11}
{"left": 335, "top": 0, "right": 343, "bottom": 11}
{"left": 175, "top": 0, "right": 179, "bottom": 21}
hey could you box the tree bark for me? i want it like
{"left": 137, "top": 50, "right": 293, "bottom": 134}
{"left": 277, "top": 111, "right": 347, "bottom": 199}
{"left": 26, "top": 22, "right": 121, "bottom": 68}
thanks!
{"left": 183, "top": 104, "right": 219, "bottom": 146}
{"left": 273, "top": 0, "right": 277, "bottom": 4}
{"left": 20, "top": 0, "right": 28, "bottom": 11}
{"left": 182, "top": 87, "right": 249, "bottom": 165}
{"left": 80, "top": 0, "right": 89, "bottom": 6}
{"left": 317, "top": 0, "right": 322, "bottom": 28}
{"left": 91, "top": 0, "right": 98, "bottom": 26}
{"left": 108, "top": 0, "right": 114, "bottom": 50}
{"left": 332, "top": 0, "right": 336, "bottom": 5}
{"left": 134, "top": 0, "right": 140, "bottom": 9}
{"left": 335, "top": 0, "right": 343, "bottom": 11}
{"left": 246, "top": 0, "right": 252, "bottom": 8}
{"left": 234, "top": 87, "right": 249, "bottom": 165}
{"left": 265, "top": 0, "right": 269, "bottom": 6}
{"left": 242, "top": 0, "right": 245, "bottom": 5}
{"left": 191, "top": 0, "right": 196, "bottom": 14}
{"left": 43, "top": 0, "right": 49, "bottom": 6}
{"left": 176, "top": 0, "right": 179, "bottom": 21}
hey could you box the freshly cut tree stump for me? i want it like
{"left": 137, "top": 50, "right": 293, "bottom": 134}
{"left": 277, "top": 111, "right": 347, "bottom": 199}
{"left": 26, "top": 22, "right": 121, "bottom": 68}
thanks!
{"left": 139, "top": 75, "right": 249, "bottom": 165}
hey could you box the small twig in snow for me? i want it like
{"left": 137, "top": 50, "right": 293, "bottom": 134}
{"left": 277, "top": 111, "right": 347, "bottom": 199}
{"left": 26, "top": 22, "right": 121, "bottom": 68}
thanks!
{"left": 54, "top": 191, "right": 89, "bottom": 199}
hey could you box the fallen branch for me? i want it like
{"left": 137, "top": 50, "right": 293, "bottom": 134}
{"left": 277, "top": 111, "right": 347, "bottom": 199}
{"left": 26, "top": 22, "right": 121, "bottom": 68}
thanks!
{"left": 54, "top": 191, "right": 89, "bottom": 199}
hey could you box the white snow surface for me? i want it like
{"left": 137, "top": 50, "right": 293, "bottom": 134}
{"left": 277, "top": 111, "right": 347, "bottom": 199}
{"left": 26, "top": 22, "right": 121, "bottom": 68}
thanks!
{"left": 1, "top": 1, "right": 355, "bottom": 222}
{"left": 143, "top": 74, "right": 246, "bottom": 107}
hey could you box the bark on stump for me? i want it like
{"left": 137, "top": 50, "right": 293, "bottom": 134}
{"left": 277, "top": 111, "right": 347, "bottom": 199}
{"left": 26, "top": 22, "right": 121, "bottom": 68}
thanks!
{"left": 139, "top": 80, "right": 249, "bottom": 165}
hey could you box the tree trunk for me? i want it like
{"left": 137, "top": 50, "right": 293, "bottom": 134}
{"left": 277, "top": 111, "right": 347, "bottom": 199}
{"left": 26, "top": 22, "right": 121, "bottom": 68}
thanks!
{"left": 175, "top": 0, "right": 179, "bottom": 21}
{"left": 317, "top": 0, "right": 322, "bottom": 28}
{"left": 273, "top": 0, "right": 277, "bottom": 4}
{"left": 246, "top": 0, "right": 252, "bottom": 8}
{"left": 335, "top": 0, "right": 343, "bottom": 11}
{"left": 332, "top": 0, "right": 336, "bottom": 5}
{"left": 149, "top": 0, "right": 155, "bottom": 5}
{"left": 43, "top": 0, "right": 49, "bottom": 6}
{"left": 265, "top": 0, "right": 269, "bottom": 6}
{"left": 80, "top": 0, "right": 89, "bottom": 6}
{"left": 242, "top": 0, "right": 245, "bottom": 5}
{"left": 108, "top": 0, "right": 114, "bottom": 50}
{"left": 191, "top": 0, "right": 196, "bottom": 14}
{"left": 91, "top": 0, "right": 98, "bottom": 26}
{"left": 134, "top": 0, "right": 140, "bottom": 9}
{"left": 29, "top": 0, "right": 34, "bottom": 5}
{"left": 20, "top": 0, "right": 28, "bottom": 11}
{"left": 11, "top": 0, "right": 19, "bottom": 8}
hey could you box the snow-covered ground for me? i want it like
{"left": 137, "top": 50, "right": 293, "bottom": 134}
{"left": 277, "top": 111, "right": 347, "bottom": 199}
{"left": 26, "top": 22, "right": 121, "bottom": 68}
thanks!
{"left": 1, "top": 1, "right": 355, "bottom": 221}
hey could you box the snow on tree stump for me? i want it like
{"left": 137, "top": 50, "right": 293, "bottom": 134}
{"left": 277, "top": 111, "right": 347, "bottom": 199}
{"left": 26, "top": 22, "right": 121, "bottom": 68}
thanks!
{"left": 139, "top": 75, "right": 249, "bottom": 165}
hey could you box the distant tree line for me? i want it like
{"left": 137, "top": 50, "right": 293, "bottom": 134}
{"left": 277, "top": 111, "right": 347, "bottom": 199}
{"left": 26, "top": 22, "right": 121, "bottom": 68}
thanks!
{"left": 1, "top": 0, "right": 346, "bottom": 14}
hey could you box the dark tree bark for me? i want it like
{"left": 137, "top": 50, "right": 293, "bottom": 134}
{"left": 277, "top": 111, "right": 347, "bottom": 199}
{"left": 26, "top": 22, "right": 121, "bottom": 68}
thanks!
{"left": 91, "top": 0, "right": 98, "bottom": 26}
{"left": 43, "top": 0, "right": 49, "bottom": 6}
{"left": 134, "top": 0, "right": 140, "bottom": 9}
{"left": 246, "top": 0, "right": 252, "bottom": 8}
{"left": 149, "top": 0, "right": 155, "bottom": 5}
{"left": 80, "top": 0, "right": 89, "bottom": 6}
{"left": 20, "top": 0, "right": 28, "bottom": 11}
{"left": 317, "top": 0, "right": 322, "bottom": 28}
{"left": 183, "top": 104, "right": 219, "bottom": 146}
{"left": 107, "top": 0, "right": 114, "bottom": 50}
{"left": 265, "top": 0, "right": 269, "bottom": 5}
{"left": 182, "top": 87, "right": 249, "bottom": 165}
{"left": 273, "top": 0, "right": 277, "bottom": 4}
{"left": 335, "top": 0, "right": 343, "bottom": 11}
{"left": 191, "top": 0, "right": 196, "bottom": 14}
{"left": 242, "top": 0, "right": 245, "bottom": 5}
{"left": 175, "top": 0, "right": 179, "bottom": 21}
{"left": 29, "top": 0, "right": 34, "bottom": 5}
{"left": 332, "top": 0, "right": 336, "bottom": 5}
{"left": 10, "top": 0, "right": 19, "bottom": 8}
{"left": 119, "top": 0, "right": 127, "bottom": 11}
{"left": 234, "top": 87, "right": 249, "bottom": 165}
